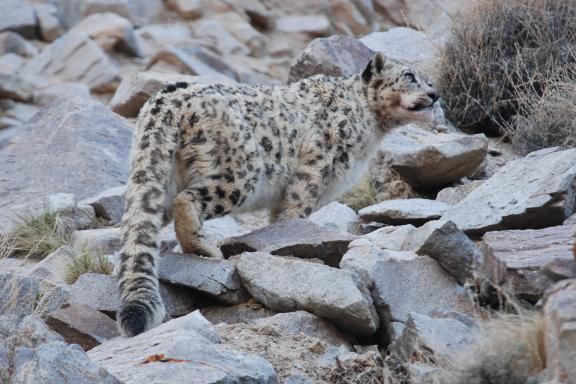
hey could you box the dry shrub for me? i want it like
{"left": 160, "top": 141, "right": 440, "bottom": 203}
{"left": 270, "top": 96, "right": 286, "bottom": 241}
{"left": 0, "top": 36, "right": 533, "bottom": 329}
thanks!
{"left": 64, "top": 250, "right": 113, "bottom": 285}
{"left": 439, "top": 311, "right": 546, "bottom": 384}
{"left": 438, "top": 0, "right": 576, "bottom": 135}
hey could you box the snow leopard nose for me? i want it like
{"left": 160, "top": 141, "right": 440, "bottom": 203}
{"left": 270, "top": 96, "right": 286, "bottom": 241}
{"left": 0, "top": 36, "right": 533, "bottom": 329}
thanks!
{"left": 428, "top": 91, "right": 439, "bottom": 103}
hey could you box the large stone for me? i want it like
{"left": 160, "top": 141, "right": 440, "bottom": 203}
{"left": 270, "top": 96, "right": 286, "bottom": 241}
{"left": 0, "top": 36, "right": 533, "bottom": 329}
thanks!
{"left": 191, "top": 19, "right": 250, "bottom": 56}
{"left": 166, "top": 0, "right": 202, "bottom": 19}
{"left": 358, "top": 199, "right": 450, "bottom": 226}
{"left": 26, "top": 245, "right": 75, "bottom": 284}
{"left": 543, "top": 279, "right": 576, "bottom": 384}
{"left": 0, "top": 73, "right": 35, "bottom": 102}
{"left": 72, "top": 228, "right": 121, "bottom": 256}
{"left": 0, "top": 98, "right": 132, "bottom": 233}
{"left": 0, "top": 273, "right": 69, "bottom": 317}
{"left": 359, "top": 224, "right": 417, "bottom": 251}
{"left": 158, "top": 251, "right": 250, "bottom": 305}
{"left": 0, "top": 314, "right": 121, "bottom": 384}
{"left": 378, "top": 124, "right": 488, "bottom": 188}
{"left": 202, "top": 215, "right": 250, "bottom": 245}
{"left": 22, "top": 31, "right": 120, "bottom": 92}
{"left": 391, "top": 312, "right": 473, "bottom": 364}
{"left": 201, "top": 302, "right": 277, "bottom": 325}
{"left": 0, "top": 1, "right": 37, "bottom": 39}
{"left": 481, "top": 225, "right": 574, "bottom": 301}
{"left": 80, "top": 186, "right": 126, "bottom": 225}
{"left": 34, "top": 3, "right": 64, "bottom": 42}
{"left": 330, "top": 0, "right": 371, "bottom": 35}
{"left": 70, "top": 13, "right": 141, "bottom": 56}
{"left": 45, "top": 304, "right": 119, "bottom": 351}
{"left": 221, "top": 219, "right": 358, "bottom": 267}
{"left": 69, "top": 273, "right": 197, "bottom": 317}
{"left": 54, "top": 0, "right": 164, "bottom": 28}
{"left": 408, "top": 220, "right": 482, "bottom": 284}
{"left": 88, "top": 311, "right": 277, "bottom": 384}
{"left": 110, "top": 71, "right": 235, "bottom": 117}
{"left": 436, "top": 180, "right": 484, "bottom": 205}
{"left": 340, "top": 245, "right": 476, "bottom": 338}
{"left": 275, "top": 15, "right": 332, "bottom": 36}
{"left": 441, "top": 147, "right": 576, "bottom": 236}
{"left": 308, "top": 201, "right": 360, "bottom": 233}
{"left": 288, "top": 35, "right": 373, "bottom": 82}
{"left": 211, "top": 12, "right": 267, "bottom": 57}
{"left": 0, "top": 31, "right": 38, "bottom": 57}
{"left": 33, "top": 82, "right": 92, "bottom": 106}
{"left": 235, "top": 252, "right": 379, "bottom": 335}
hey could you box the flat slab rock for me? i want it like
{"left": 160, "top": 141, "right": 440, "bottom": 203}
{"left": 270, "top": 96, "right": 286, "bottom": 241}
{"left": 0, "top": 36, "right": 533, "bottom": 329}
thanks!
{"left": 0, "top": 273, "right": 69, "bottom": 317}
{"left": 0, "top": 314, "right": 121, "bottom": 384}
{"left": 441, "top": 147, "right": 576, "bottom": 236}
{"left": 481, "top": 225, "right": 575, "bottom": 301}
{"left": 221, "top": 218, "right": 358, "bottom": 267}
{"left": 358, "top": 199, "right": 450, "bottom": 226}
{"left": 234, "top": 252, "right": 379, "bottom": 336}
{"left": 88, "top": 311, "right": 276, "bottom": 384}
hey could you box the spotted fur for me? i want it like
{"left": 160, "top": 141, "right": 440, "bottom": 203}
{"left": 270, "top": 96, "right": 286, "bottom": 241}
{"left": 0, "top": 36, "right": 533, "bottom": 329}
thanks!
{"left": 117, "top": 52, "right": 439, "bottom": 336}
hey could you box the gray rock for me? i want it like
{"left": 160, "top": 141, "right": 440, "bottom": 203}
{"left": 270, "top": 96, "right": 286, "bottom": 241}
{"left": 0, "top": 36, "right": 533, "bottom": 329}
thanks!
{"left": 358, "top": 199, "right": 450, "bottom": 226}
{"left": 436, "top": 180, "right": 485, "bottom": 205}
{"left": 80, "top": 186, "right": 125, "bottom": 225}
{"left": 0, "top": 314, "right": 121, "bottom": 384}
{"left": 191, "top": 19, "right": 250, "bottom": 56}
{"left": 158, "top": 251, "right": 250, "bottom": 305}
{"left": 0, "top": 31, "right": 38, "bottom": 57}
{"left": 0, "top": 98, "right": 132, "bottom": 232}
{"left": 340, "top": 245, "right": 477, "bottom": 338}
{"left": 0, "top": 1, "right": 37, "bottom": 39}
{"left": 88, "top": 310, "right": 277, "bottom": 384}
{"left": 72, "top": 228, "right": 121, "bottom": 256}
{"left": 166, "top": 0, "right": 202, "bottom": 19}
{"left": 33, "top": 3, "right": 64, "bottom": 42}
{"left": 54, "top": 0, "right": 164, "bottom": 28}
{"left": 110, "top": 71, "right": 235, "bottom": 117}
{"left": 0, "top": 73, "right": 35, "bottom": 102}
{"left": 33, "top": 83, "right": 92, "bottom": 106}
{"left": 235, "top": 252, "right": 379, "bottom": 335}
{"left": 481, "top": 225, "right": 574, "bottom": 301}
{"left": 26, "top": 245, "right": 75, "bottom": 284}
{"left": 221, "top": 219, "right": 358, "bottom": 267}
{"left": 210, "top": 12, "right": 267, "bottom": 57}
{"left": 275, "top": 14, "right": 332, "bottom": 36}
{"left": 22, "top": 31, "right": 120, "bottom": 92}
{"left": 288, "top": 35, "right": 373, "bottom": 82}
{"left": 379, "top": 125, "right": 488, "bottom": 188}
{"left": 308, "top": 201, "right": 360, "bottom": 233}
{"left": 543, "top": 279, "right": 576, "bottom": 384}
{"left": 202, "top": 215, "right": 249, "bottom": 245}
{"left": 542, "top": 258, "right": 576, "bottom": 282}
{"left": 201, "top": 303, "right": 277, "bottom": 325}
{"left": 391, "top": 312, "right": 473, "bottom": 364}
{"left": 0, "top": 273, "right": 69, "bottom": 317}
{"left": 408, "top": 220, "right": 482, "bottom": 284}
{"left": 45, "top": 304, "right": 119, "bottom": 351}
{"left": 441, "top": 147, "right": 576, "bottom": 236}
{"left": 69, "top": 273, "right": 197, "bottom": 318}
{"left": 359, "top": 224, "right": 417, "bottom": 251}
{"left": 330, "top": 0, "right": 371, "bottom": 35}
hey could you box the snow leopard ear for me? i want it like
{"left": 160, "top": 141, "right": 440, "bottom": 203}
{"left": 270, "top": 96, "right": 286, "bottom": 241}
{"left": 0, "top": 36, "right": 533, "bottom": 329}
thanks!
{"left": 361, "top": 52, "right": 388, "bottom": 83}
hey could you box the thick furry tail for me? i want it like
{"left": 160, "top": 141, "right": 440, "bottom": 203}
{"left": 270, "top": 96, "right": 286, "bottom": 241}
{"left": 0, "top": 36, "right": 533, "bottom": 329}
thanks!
{"left": 116, "top": 87, "right": 184, "bottom": 336}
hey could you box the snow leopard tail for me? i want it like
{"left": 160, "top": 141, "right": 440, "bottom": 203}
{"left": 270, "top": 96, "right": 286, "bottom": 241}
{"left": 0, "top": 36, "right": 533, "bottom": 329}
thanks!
{"left": 116, "top": 83, "right": 188, "bottom": 336}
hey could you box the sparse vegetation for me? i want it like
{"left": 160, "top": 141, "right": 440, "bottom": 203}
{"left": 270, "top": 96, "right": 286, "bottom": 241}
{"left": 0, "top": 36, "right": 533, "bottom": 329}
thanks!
{"left": 64, "top": 249, "right": 114, "bottom": 285}
{"left": 438, "top": 0, "right": 576, "bottom": 138}
{"left": 4, "top": 211, "right": 75, "bottom": 259}
{"left": 341, "top": 176, "right": 379, "bottom": 211}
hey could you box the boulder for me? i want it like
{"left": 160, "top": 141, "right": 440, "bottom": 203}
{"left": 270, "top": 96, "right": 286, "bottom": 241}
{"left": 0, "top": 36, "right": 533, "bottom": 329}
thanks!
{"left": 0, "top": 73, "right": 35, "bottom": 102}
{"left": 221, "top": 218, "right": 358, "bottom": 267}
{"left": 391, "top": 312, "right": 473, "bottom": 364}
{"left": 330, "top": 0, "right": 371, "bottom": 35}
{"left": 202, "top": 215, "right": 250, "bottom": 245}
{"left": 481, "top": 225, "right": 574, "bottom": 301}
{"left": 543, "top": 279, "right": 576, "bottom": 384}
{"left": 358, "top": 224, "right": 416, "bottom": 251}
{"left": 69, "top": 273, "right": 197, "bottom": 317}
{"left": 201, "top": 302, "right": 277, "bottom": 325}
{"left": 158, "top": 251, "right": 250, "bottom": 305}
{"left": 441, "top": 147, "right": 576, "bottom": 236}
{"left": 340, "top": 245, "right": 477, "bottom": 339}
{"left": 275, "top": 15, "right": 332, "bottom": 36}
{"left": 210, "top": 12, "right": 267, "bottom": 57}
{"left": 45, "top": 304, "right": 119, "bottom": 351}
{"left": 26, "top": 245, "right": 75, "bottom": 284}
{"left": 408, "top": 220, "right": 482, "bottom": 284}
{"left": 88, "top": 311, "right": 277, "bottom": 384}
{"left": 288, "top": 35, "right": 373, "bottom": 82}
{"left": 72, "top": 228, "right": 121, "bottom": 256}
{"left": 0, "top": 273, "right": 69, "bottom": 317}
{"left": 54, "top": 0, "right": 164, "bottom": 28}
{"left": 80, "top": 186, "right": 126, "bottom": 225}
{"left": 166, "top": 0, "right": 203, "bottom": 19}
{"left": 378, "top": 125, "right": 488, "bottom": 188}
{"left": 0, "top": 31, "right": 38, "bottom": 57}
{"left": 0, "top": 98, "right": 132, "bottom": 232}
{"left": 358, "top": 199, "right": 450, "bottom": 226}
{"left": 0, "top": 1, "right": 37, "bottom": 39}
{"left": 0, "top": 314, "right": 121, "bottom": 383}
{"left": 191, "top": 19, "right": 250, "bottom": 56}
{"left": 308, "top": 201, "right": 360, "bottom": 233}
{"left": 33, "top": 83, "right": 92, "bottom": 106}
{"left": 436, "top": 180, "right": 484, "bottom": 205}
{"left": 22, "top": 31, "right": 120, "bottom": 92}
{"left": 234, "top": 252, "right": 379, "bottom": 335}
{"left": 110, "top": 71, "right": 235, "bottom": 117}
{"left": 33, "top": 3, "right": 64, "bottom": 42}
{"left": 70, "top": 13, "right": 141, "bottom": 56}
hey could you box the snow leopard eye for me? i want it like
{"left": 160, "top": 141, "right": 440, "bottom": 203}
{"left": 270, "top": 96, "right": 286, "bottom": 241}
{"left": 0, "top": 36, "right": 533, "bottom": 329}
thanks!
{"left": 404, "top": 73, "right": 416, "bottom": 83}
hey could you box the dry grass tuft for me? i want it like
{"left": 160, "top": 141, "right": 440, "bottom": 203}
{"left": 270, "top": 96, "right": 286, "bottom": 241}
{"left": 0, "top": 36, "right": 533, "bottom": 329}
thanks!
{"left": 4, "top": 211, "right": 75, "bottom": 259}
{"left": 438, "top": 0, "right": 576, "bottom": 135}
{"left": 341, "top": 176, "right": 379, "bottom": 211}
{"left": 64, "top": 250, "right": 113, "bottom": 285}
